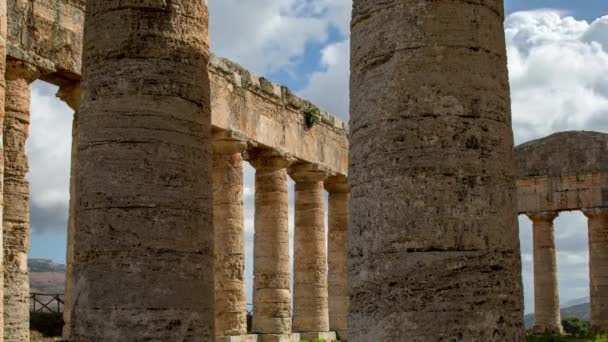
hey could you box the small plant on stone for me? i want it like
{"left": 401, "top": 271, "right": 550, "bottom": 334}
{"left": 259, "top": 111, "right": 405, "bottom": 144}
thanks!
{"left": 303, "top": 105, "right": 320, "bottom": 128}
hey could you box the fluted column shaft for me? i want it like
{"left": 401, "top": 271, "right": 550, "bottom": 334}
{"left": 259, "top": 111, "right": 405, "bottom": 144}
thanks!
{"left": 213, "top": 137, "right": 247, "bottom": 337}
{"left": 72, "top": 2, "right": 214, "bottom": 340}
{"left": 349, "top": 0, "right": 524, "bottom": 340}
{"left": 584, "top": 208, "right": 608, "bottom": 333}
{"left": 56, "top": 82, "right": 80, "bottom": 341}
{"left": 3, "top": 59, "right": 38, "bottom": 342}
{"left": 0, "top": 3, "right": 8, "bottom": 339}
{"left": 325, "top": 177, "right": 348, "bottom": 339}
{"left": 290, "top": 164, "right": 329, "bottom": 333}
{"left": 528, "top": 212, "right": 562, "bottom": 334}
{"left": 251, "top": 154, "right": 292, "bottom": 338}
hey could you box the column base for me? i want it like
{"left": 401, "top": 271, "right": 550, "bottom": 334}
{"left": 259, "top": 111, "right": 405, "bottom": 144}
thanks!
{"left": 258, "top": 333, "right": 301, "bottom": 342}
{"left": 299, "top": 331, "right": 338, "bottom": 341}
{"left": 217, "top": 335, "right": 259, "bottom": 342}
{"left": 532, "top": 324, "right": 563, "bottom": 335}
{"left": 335, "top": 330, "right": 347, "bottom": 341}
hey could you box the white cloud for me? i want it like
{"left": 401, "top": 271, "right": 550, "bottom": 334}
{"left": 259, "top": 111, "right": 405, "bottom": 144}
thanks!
{"left": 209, "top": 0, "right": 350, "bottom": 75}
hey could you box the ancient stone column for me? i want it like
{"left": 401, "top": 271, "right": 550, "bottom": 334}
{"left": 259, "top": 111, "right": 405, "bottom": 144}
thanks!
{"left": 56, "top": 82, "right": 80, "bottom": 341}
{"left": 289, "top": 164, "right": 330, "bottom": 337}
{"left": 325, "top": 176, "right": 349, "bottom": 340}
{"left": 0, "top": 2, "right": 8, "bottom": 338}
{"left": 213, "top": 134, "right": 247, "bottom": 338}
{"left": 349, "top": 1, "right": 524, "bottom": 340}
{"left": 528, "top": 212, "right": 562, "bottom": 334}
{"left": 3, "top": 59, "right": 38, "bottom": 342}
{"left": 584, "top": 208, "right": 608, "bottom": 333}
{"left": 250, "top": 152, "right": 292, "bottom": 342}
{"left": 71, "top": 2, "right": 214, "bottom": 340}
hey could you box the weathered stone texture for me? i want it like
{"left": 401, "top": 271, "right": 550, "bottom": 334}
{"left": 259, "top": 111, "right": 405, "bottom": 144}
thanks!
{"left": 70, "top": 1, "right": 214, "bottom": 340}
{"left": 213, "top": 135, "right": 247, "bottom": 337}
{"left": 349, "top": 0, "right": 524, "bottom": 340}
{"left": 209, "top": 56, "right": 348, "bottom": 176}
{"left": 250, "top": 153, "right": 292, "bottom": 337}
{"left": 584, "top": 209, "right": 608, "bottom": 333}
{"left": 515, "top": 132, "right": 608, "bottom": 213}
{"left": 7, "top": 0, "right": 84, "bottom": 79}
{"left": 290, "top": 164, "right": 329, "bottom": 334}
{"left": 3, "top": 58, "right": 38, "bottom": 342}
{"left": 0, "top": 1, "right": 7, "bottom": 337}
{"left": 528, "top": 212, "right": 562, "bottom": 334}
{"left": 325, "top": 177, "right": 348, "bottom": 339}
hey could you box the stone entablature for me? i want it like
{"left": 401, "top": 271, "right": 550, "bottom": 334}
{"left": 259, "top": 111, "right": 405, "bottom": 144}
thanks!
{"left": 516, "top": 131, "right": 608, "bottom": 214}
{"left": 5, "top": 0, "right": 348, "bottom": 177}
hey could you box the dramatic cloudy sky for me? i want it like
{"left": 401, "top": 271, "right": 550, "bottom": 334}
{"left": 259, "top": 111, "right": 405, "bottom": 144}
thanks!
{"left": 28, "top": 1, "right": 608, "bottom": 314}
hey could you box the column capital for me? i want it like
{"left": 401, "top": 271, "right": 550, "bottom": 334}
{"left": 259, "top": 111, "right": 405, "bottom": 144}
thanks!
{"left": 582, "top": 208, "right": 608, "bottom": 219}
{"left": 325, "top": 175, "right": 349, "bottom": 193}
{"left": 248, "top": 148, "right": 292, "bottom": 171}
{"left": 212, "top": 131, "right": 247, "bottom": 155}
{"left": 527, "top": 211, "right": 559, "bottom": 223}
{"left": 5, "top": 58, "right": 40, "bottom": 83}
{"left": 289, "top": 163, "right": 329, "bottom": 183}
{"left": 57, "top": 81, "right": 81, "bottom": 112}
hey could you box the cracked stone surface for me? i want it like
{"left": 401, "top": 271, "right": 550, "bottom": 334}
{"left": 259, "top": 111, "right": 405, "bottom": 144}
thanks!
{"left": 585, "top": 209, "right": 608, "bottom": 333}
{"left": 70, "top": 1, "right": 214, "bottom": 340}
{"left": 0, "top": 2, "right": 7, "bottom": 339}
{"left": 349, "top": 1, "right": 524, "bottom": 340}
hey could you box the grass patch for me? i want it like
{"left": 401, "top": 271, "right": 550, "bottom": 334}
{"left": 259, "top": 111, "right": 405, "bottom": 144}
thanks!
{"left": 30, "top": 312, "right": 63, "bottom": 338}
{"left": 526, "top": 333, "right": 608, "bottom": 341}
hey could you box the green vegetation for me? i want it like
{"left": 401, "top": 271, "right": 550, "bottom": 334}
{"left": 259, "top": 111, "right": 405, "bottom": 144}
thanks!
{"left": 303, "top": 106, "right": 320, "bottom": 128}
{"left": 30, "top": 312, "right": 62, "bottom": 338}
{"left": 527, "top": 318, "right": 608, "bottom": 341}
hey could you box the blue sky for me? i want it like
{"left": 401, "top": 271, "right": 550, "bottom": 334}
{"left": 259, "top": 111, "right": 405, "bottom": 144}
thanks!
{"left": 27, "top": 1, "right": 608, "bottom": 314}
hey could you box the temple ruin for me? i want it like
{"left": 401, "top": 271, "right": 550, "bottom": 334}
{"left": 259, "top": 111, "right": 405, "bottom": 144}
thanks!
{"left": 0, "top": 0, "right": 604, "bottom": 341}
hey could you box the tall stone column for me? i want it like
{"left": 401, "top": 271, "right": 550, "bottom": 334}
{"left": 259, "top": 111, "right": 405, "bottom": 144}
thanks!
{"left": 325, "top": 176, "right": 349, "bottom": 340}
{"left": 56, "top": 82, "right": 80, "bottom": 341}
{"left": 528, "top": 212, "right": 562, "bottom": 334}
{"left": 349, "top": 0, "right": 524, "bottom": 340}
{"left": 584, "top": 208, "right": 608, "bottom": 333}
{"left": 3, "top": 59, "right": 38, "bottom": 342}
{"left": 289, "top": 164, "right": 330, "bottom": 338}
{"left": 213, "top": 134, "right": 247, "bottom": 338}
{"left": 71, "top": 2, "right": 214, "bottom": 340}
{"left": 0, "top": 2, "right": 8, "bottom": 338}
{"left": 250, "top": 152, "right": 292, "bottom": 342}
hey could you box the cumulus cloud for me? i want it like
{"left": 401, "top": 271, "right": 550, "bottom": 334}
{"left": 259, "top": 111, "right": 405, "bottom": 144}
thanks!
{"left": 209, "top": 0, "right": 350, "bottom": 75}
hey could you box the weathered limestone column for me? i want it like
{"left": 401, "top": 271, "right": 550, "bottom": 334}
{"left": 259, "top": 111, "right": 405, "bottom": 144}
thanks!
{"left": 325, "top": 176, "right": 349, "bottom": 340}
{"left": 528, "top": 212, "right": 562, "bottom": 334}
{"left": 250, "top": 152, "right": 292, "bottom": 342}
{"left": 56, "top": 82, "right": 80, "bottom": 341}
{"left": 71, "top": 1, "right": 214, "bottom": 340}
{"left": 289, "top": 164, "right": 330, "bottom": 338}
{"left": 0, "top": 1, "right": 8, "bottom": 338}
{"left": 3, "top": 58, "right": 38, "bottom": 342}
{"left": 349, "top": 0, "right": 524, "bottom": 340}
{"left": 213, "top": 133, "right": 247, "bottom": 338}
{"left": 584, "top": 208, "right": 608, "bottom": 333}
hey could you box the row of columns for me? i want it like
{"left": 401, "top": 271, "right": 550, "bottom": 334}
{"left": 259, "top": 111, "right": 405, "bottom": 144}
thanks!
{"left": 213, "top": 137, "right": 349, "bottom": 342}
{"left": 529, "top": 209, "right": 608, "bottom": 334}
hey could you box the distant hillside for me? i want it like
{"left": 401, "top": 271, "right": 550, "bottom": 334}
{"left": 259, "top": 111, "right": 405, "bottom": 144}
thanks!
{"left": 28, "top": 259, "right": 66, "bottom": 273}
{"left": 28, "top": 259, "right": 66, "bottom": 294}
{"left": 524, "top": 302, "right": 590, "bottom": 329}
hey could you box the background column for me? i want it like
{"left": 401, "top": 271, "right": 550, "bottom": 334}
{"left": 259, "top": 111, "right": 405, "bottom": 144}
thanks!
{"left": 213, "top": 134, "right": 247, "bottom": 338}
{"left": 250, "top": 152, "right": 292, "bottom": 342}
{"left": 3, "top": 58, "right": 38, "bottom": 342}
{"left": 289, "top": 164, "right": 330, "bottom": 338}
{"left": 349, "top": 0, "right": 524, "bottom": 339}
{"left": 584, "top": 208, "right": 608, "bottom": 333}
{"left": 325, "top": 176, "right": 348, "bottom": 340}
{"left": 0, "top": 1, "right": 8, "bottom": 338}
{"left": 71, "top": 1, "right": 214, "bottom": 340}
{"left": 528, "top": 212, "right": 562, "bottom": 334}
{"left": 56, "top": 82, "right": 80, "bottom": 341}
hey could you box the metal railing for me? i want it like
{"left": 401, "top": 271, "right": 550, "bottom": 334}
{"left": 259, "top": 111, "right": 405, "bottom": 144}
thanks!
{"left": 30, "top": 293, "right": 64, "bottom": 315}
